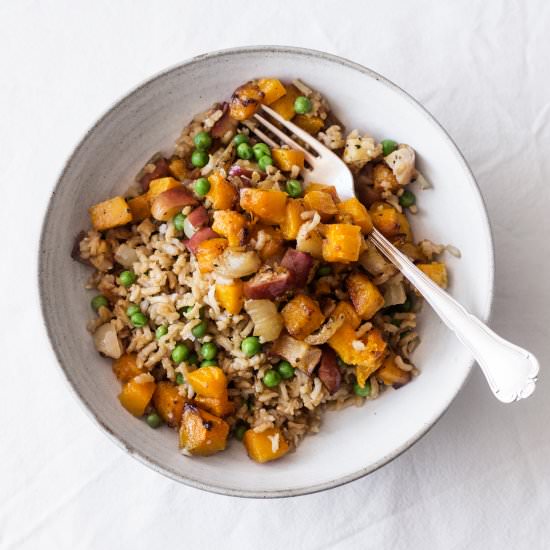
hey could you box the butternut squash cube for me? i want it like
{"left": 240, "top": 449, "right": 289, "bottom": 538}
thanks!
{"left": 322, "top": 224, "right": 362, "bottom": 263}
{"left": 270, "top": 84, "right": 300, "bottom": 120}
{"left": 331, "top": 301, "right": 361, "bottom": 330}
{"left": 153, "top": 381, "right": 185, "bottom": 427}
{"left": 229, "top": 82, "right": 264, "bottom": 121}
{"left": 355, "top": 329, "right": 387, "bottom": 388}
{"left": 243, "top": 427, "right": 289, "bottom": 463}
{"left": 280, "top": 198, "right": 305, "bottom": 240}
{"left": 186, "top": 366, "right": 227, "bottom": 399}
{"left": 127, "top": 194, "right": 150, "bottom": 223}
{"left": 215, "top": 281, "right": 244, "bottom": 315}
{"left": 118, "top": 376, "right": 156, "bottom": 417}
{"left": 337, "top": 198, "right": 373, "bottom": 233}
{"left": 294, "top": 114, "right": 324, "bottom": 135}
{"left": 303, "top": 190, "right": 338, "bottom": 220}
{"left": 194, "top": 393, "right": 235, "bottom": 417}
{"left": 305, "top": 183, "right": 339, "bottom": 202}
{"left": 179, "top": 404, "right": 229, "bottom": 456}
{"left": 212, "top": 210, "right": 247, "bottom": 247}
{"left": 89, "top": 196, "right": 132, "bottom": 231}
{"left": 347, "top": 272, "right": 385, "bottom": 320}
{"left": 296, "top": 228, "right": 323, "bottom": 259}
{"left": 258, "top": 78, "right": 287, "bottom": 105}
{"left": 112, "top": 353, "right": 142, "bottom": 383}
{"left": 240, "top": 188, "right": 287, "bottom": 225}
{"left": 272, "top": 148, "right": 305, "bottom": 171}
{"left": 196, "top": 238, "right": 228, "bottom": 273}
{"left": 377, "top": 354, "right": 411, "bottom": 387}
{"left": 418, "top": 262, "right": 448, "bottom": 289}
{"left": 168, "top": 158, "right": 188, "bottom": 180}
{"left": 207, "top": 172, "right": 238, "bottom": 210}
{"left": 251, "top": 224, "right": 285, "bottom": 260}
{"left": 281, "top": 294, "right": 325, "bottom": 340}
{"left": 148, "top": 177, "right": 182, "bottom": 201}
{"left": 369, "top": 202, "right": 413, "bottom": 240}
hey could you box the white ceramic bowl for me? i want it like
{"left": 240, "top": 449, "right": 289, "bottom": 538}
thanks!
{"left": 39, "top": 46, "right": 494, "bottom": 498}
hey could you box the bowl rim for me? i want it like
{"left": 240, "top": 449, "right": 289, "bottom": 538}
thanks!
{"left": 38, "top": 45, "right": 495, "bottom": 498}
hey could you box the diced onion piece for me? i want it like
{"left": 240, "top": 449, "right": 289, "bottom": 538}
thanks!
{"left": 183, "top": 216, "right": 198, "bottom": 239}
{"left": 114, "top": 243, "right": 138, "bottom": 268}
{"left": 270, "top": 334, "right": 321, "bottom": 375}
{"left": 383, "top": 277, "right": 407, "bottom": 307}
{"left": 304, "top": 314, "right": 345, "bottom": 345}
{"left": 244, "top": 300, "right": 283, "bottom": 342}
{"left": 214, "top": 248, "right": 261, "bottom": 279}
{"left": 359, "top": 244, "right": 389, "bottom": 276}
{"left": 93, "top": 322, "right": 122, "bottom": 359}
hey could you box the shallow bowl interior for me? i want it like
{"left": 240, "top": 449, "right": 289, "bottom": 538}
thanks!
{"left": 39, "top": 46, "right": 494, "bottom": 497}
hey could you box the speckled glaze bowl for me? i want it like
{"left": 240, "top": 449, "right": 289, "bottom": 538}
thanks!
{"left": 39, "top": 46, "right": 494, "bottom": 498}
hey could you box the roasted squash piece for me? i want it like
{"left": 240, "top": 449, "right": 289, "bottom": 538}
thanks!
{"left": 153, "top": 381, "right": 185, "bottom": 427}
{"left": 355, "top": 329, "right": 387, "bottom": 387}
{"left": 251, "top": 224, "right": 285, "bottom": 261}
{"left": 194, "top": 393, "right": 235, "bottom": 417}
{"left": 280, "top": 198, "right": 305, "bottom": 240}
{"left": 418, "top": 262, "right": 448, "bottom": 289}
{"left": 240, "top": 188, "right": 287, "bottom": 225}
{"left": 377, "top": 354, "right": 411, "bottom": 388}
{"left": 303, "top": 190, "right": 338, "bottom": 220}
{"left": 372, "top": 163, "right": 399, "bottom": 192}
{"left": 212, "top": 210, "right": 247, "bottom": 247}
{"left": 305, "top": 183, "right": 339, "bottom": 202}
{"left": 118, "top": 376, "right": 156, "bottom": 417}
{"left": 337, "top": 198, "right": 373, "bottom": 234}
{"left": 187, "top": 366, "right": 227, "bottom": 399}
{"left": 331, "top": 301, "right": 361, "bottom": 330}
{"left": 89, "top": 196, "right": 132, "bottom": 231}
{"left": 229, "top": 82, "right": 264, "bottom": 120}
{"left": 347, "top": 272, "right": 385, "bottom": 320}
{"left": 296, "top": 228, "right": 323, "bottom": 259}
{"left": 148, "top": 177, "right": 182, "bottom": 201}
{"left": 258, "top": 78, "right": 287, "bottom": 105}
{"left": 215, "top": 281, "right": 244, "bottom": 315}
{"left": 127, "top": 194, "right": 151, "bottom": 223}
{"left": 294, "top": 114, "right": 324, "bottom": 135}
{"left": 207, "top": 172, "right": 238, "bottom": 210}
{"left": 243, "top": 427, "right": 290, "bottom": 463}
{"left": 369, "top": 202, "right": 413, "bottom": 241}
{"left": 195, "top": 238, "right": 228, "bottom": 273}
{"left": 179, "top": 404, "right": 229, "bottom": 456}
{"left": 270, "top": 84, "right": 300, "bottom": 120}
{"left": 281, "top": 294, "right": 325, "bottom": 340}
{"left": 272, "top": 148, "right": 305, "bottom": 171}
{"left": 168, "top": 158, "right": 188, "bottom": 180}
{"left": 322, "top": 224, "right": 362, "bottom": 263}
{"left": 112, "top": 353, "right": 142, "bottom": 383}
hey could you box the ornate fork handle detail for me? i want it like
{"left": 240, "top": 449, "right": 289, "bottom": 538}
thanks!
{"left": 369, "top": 229, "right": 539, "bottom": 403}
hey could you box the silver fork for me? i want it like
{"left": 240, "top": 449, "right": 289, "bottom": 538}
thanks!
{"left": 247, "top": 104, "right": 539, "bottom": 403}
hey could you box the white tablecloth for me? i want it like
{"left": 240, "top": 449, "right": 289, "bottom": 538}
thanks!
{"left": 1, "top": 1, "right": 549, "bottom": 548}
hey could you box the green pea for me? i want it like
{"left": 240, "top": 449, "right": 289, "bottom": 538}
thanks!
{"left": 119, "top": 270, "right": 136, "bottom": 287}
{"left": 187, "top": 352, "right": 199, "bottom": 365}
{"left": 91, "top": 295, "right": 108, "bottom": 311}
{"left": 194, "top": 177, "right": 210, "bottom": 197}
{"left": 171, "top": 343, "right": 191, "bottom": 363}
{"left": 200, "top": 359, "right": 218, "bottom": 368}
{"left": 173, "top": 212, "right": 186, "bottom": 231}
{"left": 252, "top": 142, "right": 271, "bottom": 160}
{"left": 175, "top": 372, "right": 184, "bottom": 385}
{"left": 316, "top": 265, "right": 332, "bottom": 277}
{"left": 381, "top": 139, "right": 398, "bottom": 156}
{"left": 126, "top": 304, "right": 140, "bottom": 317}
{"left": 201, "top": 342, "right": 218, "bottom": 360}
{"left": 234, "top": 422, "right": 249, "bottom": 441}
{"left": 237, "top": 142, "right": 254, "bottom": 160}
{"left": 285, "top": 179, "right": 302, "bottom": 198}
{"left": 262, "top": 369, "right": 282, "bottom": 388}
{"left": 353, "top": 381, "right": 371, "bottom": 397}
{"left": 194, "top": 131, "right": 212, "bottom": 151}
{"left": 241, "top": 336, "right": 261, "bottom": 357}
{"left": 146, "top": 412, "right": 162, "bottom": 429}
{"left": 191, "top": 320, "right": 208, "bottom": 339}
{"left": 399, "top": 190, "right": 416, "bottom": 208}
{"left": 276, "top": 360, "right": 295, "bottom": 380}
{"left": 294, "top": 95, "right": 312, "bottom": 114}
{"left": 130, "top": 312, "right": 147, "bottom": 327}
{"left": 191, "top": 149, "right": 209, "bottom": 168}
{"left": 155, "top": 325, "right": 168, "bottom": 340}
{"left": 258, "top": 155, "right": 273, "bottom": 171}
{"left": 233, "top": 133, "right": 249, "bottom": 146}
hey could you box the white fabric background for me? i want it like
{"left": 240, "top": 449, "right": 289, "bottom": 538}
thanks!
{"left": 1, "top": 1, "right": 549, "bottom": 548}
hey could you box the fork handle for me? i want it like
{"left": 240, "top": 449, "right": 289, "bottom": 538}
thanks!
{"left": 369, "top": 229, "right": 539, "bottom": 403}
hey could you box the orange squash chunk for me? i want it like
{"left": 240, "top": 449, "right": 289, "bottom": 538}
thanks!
{"left": 212, "top": 210, "right": 247, "bottom": 247}
{"left": 243, "top": 427, "right": 289, "bottom": 463}
{"left": 272, "top": 148, "right": 305, "bottom": 171}
{"left": 418, "top": 262, "right": 448, "bottom": 289}
{"left": 251, "top": 224, "right": 285, "bottom": 260}
{"left": 303, "top": 190, "right": 338, "bottom": 221}
{"left": 240, "top": 188, "right": 287, "bottom": 225}
{"left": 215, "top": 281, "right": 244, "bottom": 315}
{"left": 207, "top": 172, "right": 238, "bottom": 210}
{"left": 347, "top": 272, "right": 385, "bottom": 320}
{"left": 148, "top": 177, "right": 182, "bottom": 200}
{"left": 337, "top": 198, "right": 373, "bottom": 234}
{"left": 168, "top": 158, "right": 188, "bottom": 180}
{"left": 322, "top": 224, "right": 362, "bottom": 263}
{"left": 280, "top": 198, "right": 305, "bottom": 240}
{"left": 194, "top": 393, "right": 235, "bottom": 417}
{"left": 229, "top": 82, "right": 264, "bottom": 121}
{"left": 153, "top": 381, "right": 185, "bottom": 427}
{"left": 195, "top": 238, "right": 228, "bottom": 273}
{"left": 377, "top": 354, "right": 411, "bottom": 387}
{"left": 258, "top": 78, "right": 287, "bottom": 105}
{"left": 305, "top": 183, "right": 339, "bottom": 202}
{"left": 187, "top": 366, "right": 227, "bottom": 399}
{"left": 179, "top": 404, "right": 229, "bottom": 456}
{"left": 89, "top": 196, "right": 132, "bottom": 231}
{"left": 331, "top": 301, "right": 361, "bottom": 330}
{"left": 294, "top": 114, "right": 324, "bottom": 135}
{"left": 369, "top": 202, "right": 412, "bottom": 241}
{"left": 127, "top": 194, "right": 151, "bottom": 223}
{"left": 118, "top": 376, "right": 156, "bottom": 417}
{"left": 112, "top": 353, "right": 142, "bottom": 383}
{"left": 270, "top": 84, "right": 300, "bottom": 120}
{"left": 281, "top": 294, "right": 325, "bottom": 340}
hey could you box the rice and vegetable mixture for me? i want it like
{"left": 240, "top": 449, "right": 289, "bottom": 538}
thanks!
{"left": 74, "top": 78, "right": 450, "bottom": 463}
